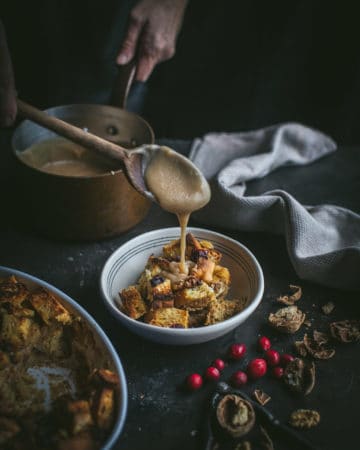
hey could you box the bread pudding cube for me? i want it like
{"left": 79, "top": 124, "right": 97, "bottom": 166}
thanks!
{"left": 120, "top": 285, "right": 147, "bottom": 319}
{"left": 30, "top": 288, "right": 72, "bottom": 325}
{"left": 175, "top": 281, "right": 216, "bottom": 310}
{"left": 144, "top": 307, "right": 189, "bottom": 328}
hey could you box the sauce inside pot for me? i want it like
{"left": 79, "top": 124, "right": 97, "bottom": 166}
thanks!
{"left": 19, "top": 137, "right": 119, "bottom": 177}
{"left": 145, "top": 146, "right": 211, "bottom": 272}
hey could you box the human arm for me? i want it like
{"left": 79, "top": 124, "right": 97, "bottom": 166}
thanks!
{"left": 0, "top": 19, "right": 17, "bottom": 127}
{"left": 116, "top": 0, "right": 188, "bottom": 82}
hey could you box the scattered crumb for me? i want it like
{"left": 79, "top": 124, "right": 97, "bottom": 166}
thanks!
{"left": 304, "top": 320, "right": 311, "bottom": 327}
{"left": 190, "top": 430, "right": 197, "bottom": 437}
{"left": 253, "top": 389, "right": 271, "bottom": 406}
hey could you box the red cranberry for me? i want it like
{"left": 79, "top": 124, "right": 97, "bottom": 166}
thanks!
{"left": 229, "top": 343, "right": 247, "bottom": 360}
{"left": 265, "top": 349, "right": 280, "bottom": 367}
{"left": 205, "top": 366, "right": 220, "bottom": 381}
{"left": 230, "top": 371, "right": 248, "bottom": 387}
{"left": 212, "top": 358, "right": 225, "bottom": 371}
{"left": 258, "top": 336, "right": 271, "bottom": 351}
{"left": 186, "top": 373, "right": 203, "bottom": 391}
{"left": 280, "top": 353, "right": 295, "bottom": 367}
{"left": 272, "top": 366, "right": 284, "bottom": 379}
{"left": 247, "top": 358, "right": 267, "bottom": 379}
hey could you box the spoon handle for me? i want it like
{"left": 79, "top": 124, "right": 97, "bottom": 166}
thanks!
{"left": 16, "top": 99, "right": 129, "bottom": 163}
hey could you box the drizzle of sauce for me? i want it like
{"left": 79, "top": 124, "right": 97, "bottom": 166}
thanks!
{"left": 19, "top": 137, "right": 119, "bottom": 177}
{"left": 145, "top": 146, "right": 211, "bottom": 272}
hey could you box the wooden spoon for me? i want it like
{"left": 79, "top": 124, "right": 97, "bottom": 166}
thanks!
{"left": 16, "top": 98, "right": 156, "bottom": 200}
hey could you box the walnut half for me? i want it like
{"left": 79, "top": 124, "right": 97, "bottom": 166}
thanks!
{"left": 216, "top": 394, "right": 255, "bottom": 438}
{"left": 268, "top": 306, "right": 305, "bottom": 334}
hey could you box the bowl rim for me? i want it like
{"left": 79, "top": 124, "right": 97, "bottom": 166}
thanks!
{"left": 0, "top": 265, "right": 128, "bottom": 450}
{"left": 100, "top": 227, "right": 264, "bottom": 336}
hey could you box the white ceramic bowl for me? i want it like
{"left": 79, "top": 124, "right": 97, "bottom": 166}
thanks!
{"left": 100, "top": 227, "right": 264, "bottom": 345}
{"left": 0, "top": 266, "right": 127, "bottom": 449}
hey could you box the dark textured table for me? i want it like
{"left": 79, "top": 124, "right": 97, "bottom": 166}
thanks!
{"left": 1, "top": 132, "right": 359, "bottom": 450}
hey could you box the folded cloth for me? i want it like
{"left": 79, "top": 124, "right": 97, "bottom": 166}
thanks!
{"left": 190, "top": 123, "right": 360, "bottom": 291}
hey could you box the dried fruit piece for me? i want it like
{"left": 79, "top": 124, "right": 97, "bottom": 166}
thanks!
{"left": 260, "top": 426, "right": 274, "bottom": 450}
{"left": 303, "top": 332, "right": 335, "bottom": 360}
{"left": 230, "top": 371, "right": 248, "bottom": 387}
{"left": 330, "top": 320, "right": 360, "bottom": 343}
{"left": 253, "top": 389, "right": 271, "bottom": 406}
{"left": 258, "top": 336, "right": 271, "bottom": 351}
{"left": 289, "top": 409, "right": 320, "bottom": 428}
{"left": 247, "top": 358, "right": 267, "bottom": 379}
{"left": 229, "top": 343, "right": 247, "bottom": 359}
{"left": 216, "top": 394, "right": 255, "bottom": 438}
{"left": 205, "top": 366, "right": 220, "bottom": 381}
{"left": 268, "top": 306, "right": 305, "bottom": 334}
{"left": 186, "top": 373, "right": 203, "bottom": 391}
{"left": 321, "top": 301, "right": 335, "bottom": 315}
{"left": 283, "top": 358, "right": 315, "bottom": 395}
{"left": 277, "top": 285, "right": 302, "bottom": 306}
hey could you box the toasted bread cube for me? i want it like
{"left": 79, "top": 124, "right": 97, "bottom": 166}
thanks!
{"left": 0, "top": 276, "right": 29, "bottom": 305}
{"left": 67, "top": 400, "right": 94, "bottom": 434}
{"left": 93, "top": 388, "right": 115, "bottom": 430}
{"left": 207, "top": 265, "right": 231, "bottom": 299}
{"left": 147, "top": 255, "right": 171, "bottom": 275}
{"left": 0, "top": 312, "right": 38, "bottom": 349}
{"left": 138, "top": 269, "right": 152, "bottom": 298}
{"left": 29, "top": 288, "right": 72, "bottom": 325}
{"left": 90, "top": 368, "right": 119, "bottom": 386}
{"left": 120, "top": 285, "right": 147, "bottom": 319}
{"left": 162, "top": 239, "right": 181, "bottom": 260}
{"left": 174, "top": 282, "right": 216, "bottom": 310}
{"left": 205, "top": 298, "right": 247, "bottom": 325}
{"left": 147, "top": 277, "right": 174, "bottom": 309}
{"left": 0, "top": 351, "right": 10, "bottom": 369}
{"left": 144, "top": 307, "right": 189, "bottom": 328}
{"left": 188, "top": 309, "right": 208, "bottom": 328}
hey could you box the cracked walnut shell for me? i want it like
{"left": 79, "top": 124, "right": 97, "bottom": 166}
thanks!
{"left": 277, "top": 285, "right": 302, "bottom": 306}
{"left": 216, "top": 394, "right": 255, "bottom": 438}
{"left": 283, "top": 358, "right": 315, "bottom": 395}
{"left": 330, "top": 320, "right": 360, "bottom": 343}
{"left": 268, "top": 306, "right": 305, "bottom": 334}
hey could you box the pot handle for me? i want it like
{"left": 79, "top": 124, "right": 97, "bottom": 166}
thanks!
{"left": 110, "top": 61, "right": 136, "bottom": 110}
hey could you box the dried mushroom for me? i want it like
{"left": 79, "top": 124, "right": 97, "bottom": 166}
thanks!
{"left": 216, "top": 394, "right": 255, "bottom": 438}
{"left": 321, "top": 301, "right": 335, "bottom": 315}
{"left": 277, "top": 285, "right": 302, "bottom": 305}
{"left": 289, "top": 409, "right": 320, "bottom": 429}
{"left": 253, "top": 389, "right": 271, "bottom": 406}
{"left": 283, "top": 358, "right": 315, "bottom": 395}
{"left": 330, "top": 320, "right": 360, "bottom": 343}
{"left": 303, "top": 331, "right": 335, "bottom": 360}
{"left": 268, "top": 306, "right": 305, "bottom": 334}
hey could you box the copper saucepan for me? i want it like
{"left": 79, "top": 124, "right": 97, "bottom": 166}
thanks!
{"left": 12, "top": 63, "right": 154, "bottom": 240}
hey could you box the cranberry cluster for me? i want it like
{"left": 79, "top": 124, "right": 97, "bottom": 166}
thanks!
{"left": 185, "top": 336, "right": 295, "bottom": 391}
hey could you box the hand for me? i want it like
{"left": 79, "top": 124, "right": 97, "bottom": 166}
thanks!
{"left": 116, "top": 0, "right": 188, "bottom": 81}
{"left": 0, "top": 20, "right": 17, "bottom": 127}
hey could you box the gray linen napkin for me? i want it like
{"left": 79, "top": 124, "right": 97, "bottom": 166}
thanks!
{"left": 190, "top": 123, "right": 360, "bottom": 290}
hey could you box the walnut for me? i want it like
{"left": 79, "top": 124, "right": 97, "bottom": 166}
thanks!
{"left": 277, "top": 285, "right": 302, "bottom": 305}
{"left": 294, "top": 341, "right": 308, "bottom": 357}
{"left": 253, "top": 389, "right": 271, "bottom": 406}
{"left": 283, "top": 358, "right": 315, "bottom": 395}
{"left": 268, "top": 306, "right": 305, "bottom": 333}
{"left": 289, "top": 409, "right": 320, "bottom": 429}
{"left": 303, "top": 331, "right": 335, "bottom": 359}
{"left": 321, "top": 301, "right": 335, "bottom": 315}
{"left": 216, "top": 394, "right": 255, "bottom": 438}
{"left": 330, "top": 320, "right": 360, "bottom": 343}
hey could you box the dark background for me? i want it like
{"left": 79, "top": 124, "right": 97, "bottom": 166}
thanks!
{"left": 2, "top": 0, "right": 360, "bottom": 144}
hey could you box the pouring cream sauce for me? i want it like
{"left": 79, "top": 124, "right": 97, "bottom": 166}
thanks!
{"left": 144, "top": 146, "right": 211, "bottom": 273}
